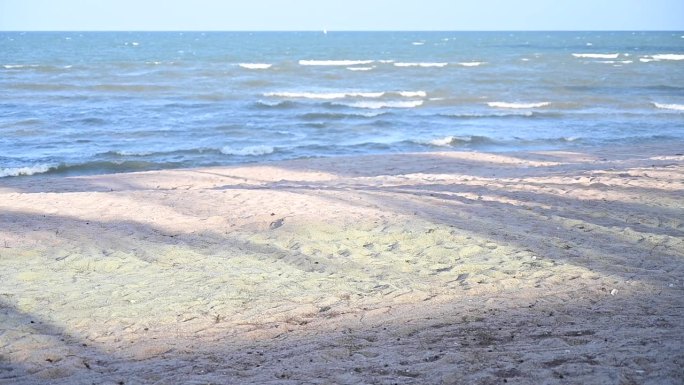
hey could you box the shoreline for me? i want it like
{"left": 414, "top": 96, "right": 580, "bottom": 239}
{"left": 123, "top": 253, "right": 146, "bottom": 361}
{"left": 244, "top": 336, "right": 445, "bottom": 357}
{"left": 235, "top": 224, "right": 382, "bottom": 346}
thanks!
{"left": 1, "top": 147, "right": 683, "bottom": 384}
{"left": 4, "top": 138, "right": 684, "bottom": 181}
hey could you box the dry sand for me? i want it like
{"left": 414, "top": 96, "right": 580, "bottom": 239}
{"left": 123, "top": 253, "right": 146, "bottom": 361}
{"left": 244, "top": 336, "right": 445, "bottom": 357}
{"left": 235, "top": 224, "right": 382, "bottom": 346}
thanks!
{"left": 0, "top": 146, "right": 682, "bottom": 384}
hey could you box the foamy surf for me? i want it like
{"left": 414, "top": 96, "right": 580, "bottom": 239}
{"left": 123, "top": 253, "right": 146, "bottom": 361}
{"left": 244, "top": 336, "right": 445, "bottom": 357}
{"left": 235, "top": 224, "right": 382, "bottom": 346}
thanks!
{"left": 341, "top": 100, "right": 424, "bottom": 109}
{"left": 397, "top": 91, "right": 427, "bottom": 98}
{"left": 427, "top": 136, "right": 456, "bottom": 146}
{"left": 597, "top": 60, "right": 633, "bottom": 64}
{"left": 265, "top": 91, "right": 385, "bottom": 99}
{"left": 653, "top": 102, "right": 684, "bottom": 111}
{"left": 394, "top": 62, "right": 448, "bottom": 68}
{"left": 417, "top": 135, "right": 493, "bottom": 147}
{"left": 239, "top": 63, "right": 272, "bottom": 69}
{"left": 488, "top": 102, "right": 550, "bottom": 109}
{"left": 0, "top": 164, "right": 55, "bottom": 177}
{"left": 3, "top": 64, "right": 39, "bottom": 69}
{"left": 639, "top": 53, "right": 684, "bottom": 62}
{"left": 572, "top": 53, "right": 620, "bottom": 59}
{"left": 457, "top": 62, "right": 486, "bottom": 67}
{"left": 299, "top": 60, "right": 374, "bottom": 66}
{"left": 220, "top": 145, "right": 275, "bottom": 156}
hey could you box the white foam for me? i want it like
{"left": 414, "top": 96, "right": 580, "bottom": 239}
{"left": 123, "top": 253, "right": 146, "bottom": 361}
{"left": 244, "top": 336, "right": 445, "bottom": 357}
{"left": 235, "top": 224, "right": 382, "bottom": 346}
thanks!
{"left": 239, "top": 63, "right": 272, "bottom": 69}
{"left": 488, "top": 101, "right": 549, "bottom": 109}
{"left": 651, "top": 54, "right": 684, "bottom": 61}
{"left": 427, "top": 136, "right": 455, "bottom": 146}
{"left": 3, "top": 64, "right": 39, "bottom": 69}
{"left": 299, "top": 60, "right": 374, "bottom": 66}
{"left": 347, "top": 66, "right": 375, "bottom": 71}
{"left": 457, "top": 61, "right": 486, "bottom": 67}
{"left": 412, "top": 41, "right": 425, "bottom": 46}
{"left": 0, "top": 164, "right": 54, "bottom": 177}
{"left": 521, "top": 58, "right": 530, "bottom": 62}
{"left": 114, "top": 150, "right": 152, "bottom": 156}
{"left": 572, "top": 53, "right": 619, "bottom": 59}
{"left": 265, "top": 91, "right": 385, "bottom": 99}
{"left": 586, "top": 42, "right": 593, "bottom": 46}
{"left": 342, "top": 100, "right": 424, "bottom": 109}
{"left": 397, "top": 91, "right": 427, "bottom": 98}
{"left": 378, "top": 60, "right": 396, "bottom": 64}
{"left": 640, "top": 58, "right": 657, "bottom": 63}
{"left": 394, "top": 62, "right": 448, "bottom": 68}
{"left": 220, "top": 145, "right": 275, "bottom": 156}
{"left": 653, "top": 102, "right": 684, "bottom": 111}
{"left": 597, "top": 60, "right": 633, "bottom": 64}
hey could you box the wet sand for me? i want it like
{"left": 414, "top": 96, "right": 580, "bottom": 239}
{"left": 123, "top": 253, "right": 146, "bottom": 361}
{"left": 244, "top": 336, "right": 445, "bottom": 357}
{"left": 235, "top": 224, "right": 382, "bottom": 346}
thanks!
{"left": 1, "top": 146, "right": 683, "bottom": 384}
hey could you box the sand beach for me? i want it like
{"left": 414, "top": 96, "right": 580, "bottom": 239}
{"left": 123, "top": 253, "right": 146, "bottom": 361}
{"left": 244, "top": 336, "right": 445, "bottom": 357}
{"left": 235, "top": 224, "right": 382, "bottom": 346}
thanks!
{"left": 1, "top": 145, "right": 683, "bottom": 384}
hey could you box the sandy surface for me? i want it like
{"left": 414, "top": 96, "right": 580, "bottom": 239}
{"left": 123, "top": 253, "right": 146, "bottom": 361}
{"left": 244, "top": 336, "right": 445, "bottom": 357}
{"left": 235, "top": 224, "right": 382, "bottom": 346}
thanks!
{"left": 0, "top": 146, "right": 683, "bottom": 384}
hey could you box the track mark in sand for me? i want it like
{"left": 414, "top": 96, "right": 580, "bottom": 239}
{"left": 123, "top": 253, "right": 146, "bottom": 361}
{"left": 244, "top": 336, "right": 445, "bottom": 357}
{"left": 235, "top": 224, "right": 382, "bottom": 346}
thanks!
{"left": 269, "top": 218, "right": 284, "bottom": 230}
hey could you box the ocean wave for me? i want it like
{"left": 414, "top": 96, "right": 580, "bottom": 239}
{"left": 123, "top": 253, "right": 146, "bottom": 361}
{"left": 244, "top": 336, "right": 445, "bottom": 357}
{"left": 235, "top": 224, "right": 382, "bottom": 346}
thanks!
{"left": 264, "top": 91, "right": 385, "bottom": 99}
{"left": 487, "top": 102, "right": 550, "bottom": 109}
{"left": 299, "top": 60, "right": 374, "bottom": 66}
{"left": 1, "top": 160, "right": 176, "bottom": 177}
{"left": 0, "top": 164, "right": 56, "bottom": 177}
{"left": 457, "top": 62, "right": 486, "bottom": 67}
{"left": 596, "top": 60, "right": 633, "bottom": 64}
{"left": 339, "top": 100, "right": 424, "bottom": 109}
{"left": 572, "top": 53, "right": 620, "bottom": 59}
{"left": 3, "top": 64, "right": 37, "bottom": 69}
{"left": 347, "top": 67, "right": 375, "bottom": 71}
{"left": 412, "top": 41, "right": 425, "bottom": 46}
{"left": 239, "top": 63, "right": 272, "bottom": 69}
{"left": 397, "top": 91, "right": 427, "bottom": 98}
{"left": 299, "top": 111, "right": 387, "bottom": 120}
{"left": 439, "top": 111, "right": 535, "bottom": 119}
{"left": 394, "top": 62, "right": 448, "bottom": 68}
{"left": 254, "top": 100, "right": 298, "bottom": 109}
{"left": 220, "top": 145, "right": 275, "bottom": 156}
{"left": 651, "top": 54, "right": 684, "bottom": 61}
{"left": 653, "top": 102, "right": 684, "bottom": 111}
{"left": 640, "top": 54, "right": 684, "bottom": 62}
{"left": 417, "top": 135, "right": 495, "bottom": 147}
{"left": 109, "top": 150, "right": 154, "bottom": 156}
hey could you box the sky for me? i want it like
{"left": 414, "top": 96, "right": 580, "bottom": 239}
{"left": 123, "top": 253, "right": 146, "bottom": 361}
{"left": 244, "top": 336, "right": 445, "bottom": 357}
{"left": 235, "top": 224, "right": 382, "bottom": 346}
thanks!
{"left": 1, "top": 0, "right": 683, "bottom": 31}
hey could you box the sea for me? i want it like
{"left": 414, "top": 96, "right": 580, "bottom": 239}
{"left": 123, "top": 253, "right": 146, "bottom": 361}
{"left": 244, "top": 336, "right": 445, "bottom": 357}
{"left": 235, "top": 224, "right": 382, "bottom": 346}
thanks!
{"left": 1, "top": 31, "right": 683, "bottom": 177}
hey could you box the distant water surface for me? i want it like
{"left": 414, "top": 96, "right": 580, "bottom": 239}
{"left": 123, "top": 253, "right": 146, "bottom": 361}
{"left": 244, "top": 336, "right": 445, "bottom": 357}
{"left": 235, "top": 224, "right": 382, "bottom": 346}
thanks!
{"left": 1, "top": 31, "right": 683, "bottom": 177}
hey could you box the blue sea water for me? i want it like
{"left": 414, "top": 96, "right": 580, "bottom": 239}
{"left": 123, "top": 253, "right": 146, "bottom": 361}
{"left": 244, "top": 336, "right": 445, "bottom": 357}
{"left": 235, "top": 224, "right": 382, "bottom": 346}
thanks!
{"left": 1, "top": 31, "right": 683, "bottom": 177}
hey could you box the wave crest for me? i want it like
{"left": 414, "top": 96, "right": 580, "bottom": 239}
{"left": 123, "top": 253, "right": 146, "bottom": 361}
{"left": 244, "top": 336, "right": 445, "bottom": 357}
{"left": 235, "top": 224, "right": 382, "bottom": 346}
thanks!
{"left": 265, "top": 91, "right": 385, "bottom": 99}
{"left": 653, "top": 102, "right": 684, "bottom": 111}
{"left": 394, "top": 62, "right": 448, "bottom": 68}
{"left": 239, "top": 63, "right": 272, "bottom": 69}
{"left": 572, "top": 53, "right": 620, "bottom": 59}
{"left": 488, "top": 102, "right": 550, "bottom": 109}
{"left": 0, "top": 164, "right": 56, "bottom": 177}
{"left": 299, "top": 60, "right": 374, "bottom": 66}
{"left": 339, "top": 100, "right": 424, "bottom": 109}
{"left": 220, "top": 145, "right": 275, "bottom": 156}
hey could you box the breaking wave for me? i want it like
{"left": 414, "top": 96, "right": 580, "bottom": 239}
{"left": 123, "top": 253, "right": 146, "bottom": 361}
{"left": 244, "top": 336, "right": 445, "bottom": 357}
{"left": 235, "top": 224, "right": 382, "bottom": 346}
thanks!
{"left": 487, "top": 102, "right": 550, "bottom": 109}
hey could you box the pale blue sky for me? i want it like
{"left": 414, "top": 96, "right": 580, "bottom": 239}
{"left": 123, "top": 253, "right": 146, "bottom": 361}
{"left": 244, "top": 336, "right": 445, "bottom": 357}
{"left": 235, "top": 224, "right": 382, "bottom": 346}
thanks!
{"left": 1, "top": 0, "right": 683, "bottom": 31}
